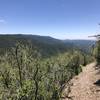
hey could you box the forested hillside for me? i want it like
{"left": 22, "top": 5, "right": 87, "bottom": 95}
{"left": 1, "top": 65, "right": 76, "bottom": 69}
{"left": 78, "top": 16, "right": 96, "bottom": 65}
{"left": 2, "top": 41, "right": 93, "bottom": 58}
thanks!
{"left": 63, "top": 39, "right": 95, "bottom": 53}
{"left": 0, "top": 34, "right": 95, "bottom": 56}
{"left": 0, "top": 35, "right": 95, "bottom": 100}
{"left": 0, "top": 34, "right": 75, "bottom": 57}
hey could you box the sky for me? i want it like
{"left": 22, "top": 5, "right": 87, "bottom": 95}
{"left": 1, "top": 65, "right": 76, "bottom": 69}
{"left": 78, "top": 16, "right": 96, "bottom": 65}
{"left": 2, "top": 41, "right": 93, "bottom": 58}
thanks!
{"left": 0, "top": 0, "right": 100, "bottom": 39}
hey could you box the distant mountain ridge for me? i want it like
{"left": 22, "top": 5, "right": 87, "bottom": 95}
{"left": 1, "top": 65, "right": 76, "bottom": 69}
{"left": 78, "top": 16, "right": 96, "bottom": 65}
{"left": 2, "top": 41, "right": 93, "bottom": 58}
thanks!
{"left": 0, "top": 34, "right": 95, "bottom": 56}
{"left": 0, "top": 34, "right": 74, "bottom": 57}
{"left": 63, "top": 39, "right": 95, "bottom": 53}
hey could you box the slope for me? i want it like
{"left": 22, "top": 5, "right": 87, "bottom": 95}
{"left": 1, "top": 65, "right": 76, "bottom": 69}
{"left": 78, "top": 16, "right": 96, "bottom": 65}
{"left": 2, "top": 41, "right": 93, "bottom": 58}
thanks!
{"left": 62, "top": 62, "right": 100, "bottom": 100}
{"left": 63, "top": 40, "right": 95, "bottom": 53}
{"left": 0, "top": 34, "right": 75, "bottom": 57}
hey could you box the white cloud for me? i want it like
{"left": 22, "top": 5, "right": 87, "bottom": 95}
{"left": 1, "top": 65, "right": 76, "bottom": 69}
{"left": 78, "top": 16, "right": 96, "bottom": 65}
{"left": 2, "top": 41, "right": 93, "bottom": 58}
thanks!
{"left": 0, "top": 19, "right": 6, "bottom": 24}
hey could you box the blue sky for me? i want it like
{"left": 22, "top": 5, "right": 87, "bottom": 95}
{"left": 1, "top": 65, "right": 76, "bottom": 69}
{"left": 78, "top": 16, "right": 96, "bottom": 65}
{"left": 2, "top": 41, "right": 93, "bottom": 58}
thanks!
{"left": 0, "top": 0, "right": 100, "bottom": 39}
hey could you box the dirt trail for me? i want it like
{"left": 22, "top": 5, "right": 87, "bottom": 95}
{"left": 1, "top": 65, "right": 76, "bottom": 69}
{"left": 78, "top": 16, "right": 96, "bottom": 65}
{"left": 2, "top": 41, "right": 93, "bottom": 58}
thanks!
{"left": 62, "top": 62, "right": 100, "bottom": 100}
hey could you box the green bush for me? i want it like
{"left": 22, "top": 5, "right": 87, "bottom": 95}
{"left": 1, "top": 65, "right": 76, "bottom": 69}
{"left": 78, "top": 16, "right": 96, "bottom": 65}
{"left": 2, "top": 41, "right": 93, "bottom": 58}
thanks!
{"left": 0, "top": 42, "right": 93, "bottom": 100}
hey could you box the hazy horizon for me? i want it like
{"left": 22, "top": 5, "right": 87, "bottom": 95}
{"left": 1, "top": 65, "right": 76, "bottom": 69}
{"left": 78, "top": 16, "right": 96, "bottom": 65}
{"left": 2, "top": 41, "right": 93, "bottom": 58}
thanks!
{"left": 0, "top": 33, "right": 96, "bottom": 40}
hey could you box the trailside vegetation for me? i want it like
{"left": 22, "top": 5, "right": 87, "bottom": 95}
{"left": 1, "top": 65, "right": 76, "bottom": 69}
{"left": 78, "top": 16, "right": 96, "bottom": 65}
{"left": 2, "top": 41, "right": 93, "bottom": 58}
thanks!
{"left": 0, "top": 42, "right": 93, "bottom": 100}
{"left": 92, "top": 37, "right": 100, "bottom": 65}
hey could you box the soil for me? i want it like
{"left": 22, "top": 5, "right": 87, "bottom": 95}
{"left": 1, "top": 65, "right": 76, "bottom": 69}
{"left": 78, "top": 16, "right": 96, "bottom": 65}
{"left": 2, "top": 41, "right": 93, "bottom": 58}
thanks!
{"left": 62, "top": 62, "right": 100, "bottom": 100}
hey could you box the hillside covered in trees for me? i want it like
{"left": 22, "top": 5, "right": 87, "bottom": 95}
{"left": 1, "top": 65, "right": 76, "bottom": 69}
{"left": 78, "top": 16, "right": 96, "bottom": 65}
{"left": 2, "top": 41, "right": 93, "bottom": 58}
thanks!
{"left": 0, "top": 34, "right": 95, "bottom": 100}
{"left": 0, "top": 34, "right": 94, "bottom": 57}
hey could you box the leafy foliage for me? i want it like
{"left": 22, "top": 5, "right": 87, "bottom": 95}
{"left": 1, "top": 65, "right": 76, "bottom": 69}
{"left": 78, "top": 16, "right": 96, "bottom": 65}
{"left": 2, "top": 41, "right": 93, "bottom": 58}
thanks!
{"left": 0, "top": 42, "right": 93, "bottom": 100}
{"left": 93, "top": 40, "right": 100, "bottom": 65}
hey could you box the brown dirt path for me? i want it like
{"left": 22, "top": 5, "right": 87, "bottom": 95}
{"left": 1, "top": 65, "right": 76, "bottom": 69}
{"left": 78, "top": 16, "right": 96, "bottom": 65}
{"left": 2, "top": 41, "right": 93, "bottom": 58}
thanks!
{"left": 62, "top": 62, "right": 100, "bottom": 100}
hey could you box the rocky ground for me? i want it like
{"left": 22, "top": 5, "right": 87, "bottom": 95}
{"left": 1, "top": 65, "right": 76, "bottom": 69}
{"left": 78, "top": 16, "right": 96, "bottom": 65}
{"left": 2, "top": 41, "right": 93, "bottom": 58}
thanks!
{"left": 62, "top": 62, "right": 100, "bottom": 100}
